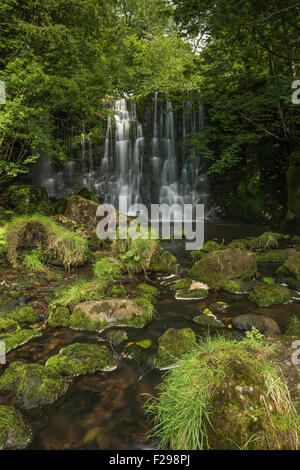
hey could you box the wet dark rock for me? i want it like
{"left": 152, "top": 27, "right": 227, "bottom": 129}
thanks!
{"left": 232, "top": 314, "right": 280, "bottom": 336}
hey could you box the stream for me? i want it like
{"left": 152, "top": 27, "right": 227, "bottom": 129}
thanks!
{"left": 2, "top": 222, "right": 300, "bottom": 450}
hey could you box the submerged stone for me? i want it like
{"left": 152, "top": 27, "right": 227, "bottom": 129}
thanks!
{"left": 208, "top": 302, "right": 230, "bottom": 314}
{"left": 175, "top": 288, "right": 208, "bottom": 300}
{"left": 0, "top": 362, "right": 69, "bottom": 409}
{"left": 0, "top": 328, "right": 42, "bottom": 353}
{"left": 46, "top": 343, "right": 116, "bottom": 376}
{"left": 249, "top": 284, "right": 291, "bottom": 307}
{"left": 0, "top": 405, "right": 32, "bottom": 450}
{"left": 193, "top": 314, "right": 225, "bottom": 328}
{"left": 221, "top": 279, "right": 254, "bottom": 294}
{"left": 190, "top": 247, "right": 257, "bottom": 289}
{"left": 157, "top": 328, "right": 196, "bottom": 369}
{"left": 232, "top": 314, "right": 280, "bottom": 336}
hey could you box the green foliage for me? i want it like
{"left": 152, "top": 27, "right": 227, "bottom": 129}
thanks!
{"left": 54, "top": 279, "right": 106, "bottom": 307}
{"left": 47, "top": 307, "right": 70, "bottom": 328}
{"left": 285, "top": 316, "right": 300, "bottom": 337}
{"left": 257, "top": 232, "right": 289, "bottom": 250}
{"left": 93, "top": 258, "right": 122, "bottom": 281}
{"left": 10, "top": 307, "right": 38, "bottom": 325}
{"left": 145, "top": 335, "right": 299, "bottom": 450}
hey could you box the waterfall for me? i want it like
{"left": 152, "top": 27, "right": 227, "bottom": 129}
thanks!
{"left": 29, "top": 94, "right": 209, "bottom": 217}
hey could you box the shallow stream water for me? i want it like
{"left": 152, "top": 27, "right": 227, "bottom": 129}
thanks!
{"left": 2, "top": 223, "right": 300, "bottom": 450}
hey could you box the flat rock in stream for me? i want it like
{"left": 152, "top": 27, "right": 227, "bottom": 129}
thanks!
{"left": 71, "top": 298, "right": 153, "bottom": 331}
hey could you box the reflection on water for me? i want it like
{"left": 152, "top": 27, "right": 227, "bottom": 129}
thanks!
{"left": 2, "top": 223, "right": 300, "bottom": 449}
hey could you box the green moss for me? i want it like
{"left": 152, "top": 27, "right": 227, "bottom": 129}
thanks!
{"left": 119, "top": 296, "right": 155, "bottom": 328}
{"left": 191, "top": 241, "right": 221, "bottom": 260}
{"left": 285, "top": 316, "right": 300, "bottom": 336}
{"left": 93, "top": 257, "right": 122, "bottom": 281}
{"left": 145, "top": 335, "right": 299, "bottom": 450}
{"left": 257, "top": 250, "right": 289, "bottom": 262}
{"left": 10, "top": 306, "right": 38, "bottom": 325}
{"left": 193, "top": 314, "right": 223, "bottom": 328}
{"left": 151, "top": 251, "right": 177, "bottom": 273}
{"left": 221, "top": 280, "right": 249, "bottom": 294}
{"left": 0, "top": 361, "right": 69, "bottom": 409}
{"left": 136, "top": 283, "right": 160, "bottom": 301}
{"left": 169, "top": 278, "right": 192, "bottom": 291}
{"left": 190, "top": 247, "right": 257, "bottom": 290}
{"left": 0, "top": 329, "right": 42, "bottom": 353}
{"left": 69, "top": 309, "right": 108, "bottom": 332}
{"left": 48, "top": 307, "right": 70, "bottom": 328}
{"left": 175, "top": 288, "right": 208, "bottom": 299}
{"left": 76, "top": 187, "right": 99, "bottom": 203}
{"left": 157, "top": 328, "right": 197, "bottom": 369}
{"left": 0, "top": 406, "right": 32, "bottom": 450}
{"left": 55, "top": 279, "right": 106, "bottom": 307}
{"left": 278, "top": 252, "right": 300, "bottom": 281}
{"left": 109, "top": 284, "right": 126, "bottom": 298}
{"left": 0, "top": 317, "right": 18, "bottom": 331}
{"left": 249, "top": 284, "right": 291, "bottom": 307}
{"left": 45, "top": 343, "right": 116, "bottom": 376}
{"left": 51, "top": 197, "right": 69, "bottom": 215}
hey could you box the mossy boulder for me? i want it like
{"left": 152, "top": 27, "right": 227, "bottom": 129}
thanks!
{"left": 249, "top": 284, "right": 291, "bottom": 307}
{"left": 0, "top": 329, "right": 42, "bottom": 353}
{"left": 2, "top": 184, "right": 51, "bottom": 215}
{"left": 232, "top": 314, "right": 280, "bottom": 336}
{"left": 191, "top": 241, "right": 221, "bottom": 260}
{"left": 76, "top": 187, "right": 99, "bottom": 204}
{"left": 157, "top": 328, "right": 196, "bottom": 369}
{"left": 0, "top": 317, "right": 18, "bottom": 332}
{"left": 0, "top": 362, "right": 69, "bottom": 409}
{"left": 169, "top": 278, "right": 192, "bottom": 291}
{"left": 0, "top": 406, "right": 32, "bottom": 449}
{"left": 193, "top": 314, "right": 225, "bottom": 328}
{"left": 5, "top": 215, "right": 89, "bottom": 270}
{"left": 71, "top": 298, "right": 154, "bottom": 331}
{"left": 175, "top": 288, "right": 208, "bottom": 300}
{"left": 277, "top": 252, "right": 300, "bottom": 283}
{"left": 45, "top": 343, "right": 116, "bottom": 376}
{"left": 190, "top": 247, "right": 257, "bottom": 289}
{"left": 136, "top": 283, "right": 160, "bottom": 301}
{"left": 48, "top": 307, "right": 70, "bottom": 328}
{"left": 65, "top": 195, "right": 128, "bottom": 234}
{"left": 208, "top": 302, "right": 230, "bottom": 314}
{"left": 9, "top": 306, "right": 38, "bottom": 325}
{"left": 150, "top": 251, "right": 177, "bottom": 273}
{"left": 109, "top": 284, "right": 126, "bottom": 298}
{"left": 146, "top": 336, "right": 299, "bottom": 450}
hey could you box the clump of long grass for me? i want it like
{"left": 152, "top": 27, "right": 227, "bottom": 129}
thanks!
{"left": 5, "top": 215, "right": 89, "bottom": 270}
{"left": 257, "top": 232, "right": 289, "bottom": 250}
{"left": 144, "top": 333, "right": 299, "bottom": 450}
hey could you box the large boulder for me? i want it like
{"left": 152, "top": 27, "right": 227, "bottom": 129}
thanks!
{"left": 156, "top": 328, "right": 196, "bottom": 369}
{"left": 232, "top": 314, "right": 280, "bottom": 336}
{"left": 70, "top": 298, "right": 154, "bottom": 331}
{"left": 190, "top": 247, "right": 257, "bottom": 289}
{"left": 277, "top": 252, "right": 300, "bottom": 283}
{"left": 0, "top": 362, "right": 70, "bottom": 409}
{"left": 0, "top": 406, "right": 32, "bottom": 450}
{"left": 65, "top": 195, "right": 129, "bottom": 234}
{"left": 249, "top": 284, "right": 291, "bottom": 307}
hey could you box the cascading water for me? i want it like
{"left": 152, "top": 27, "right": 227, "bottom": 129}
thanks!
{"left": 30, "top": 94, "right": 210, "bottom": 216}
